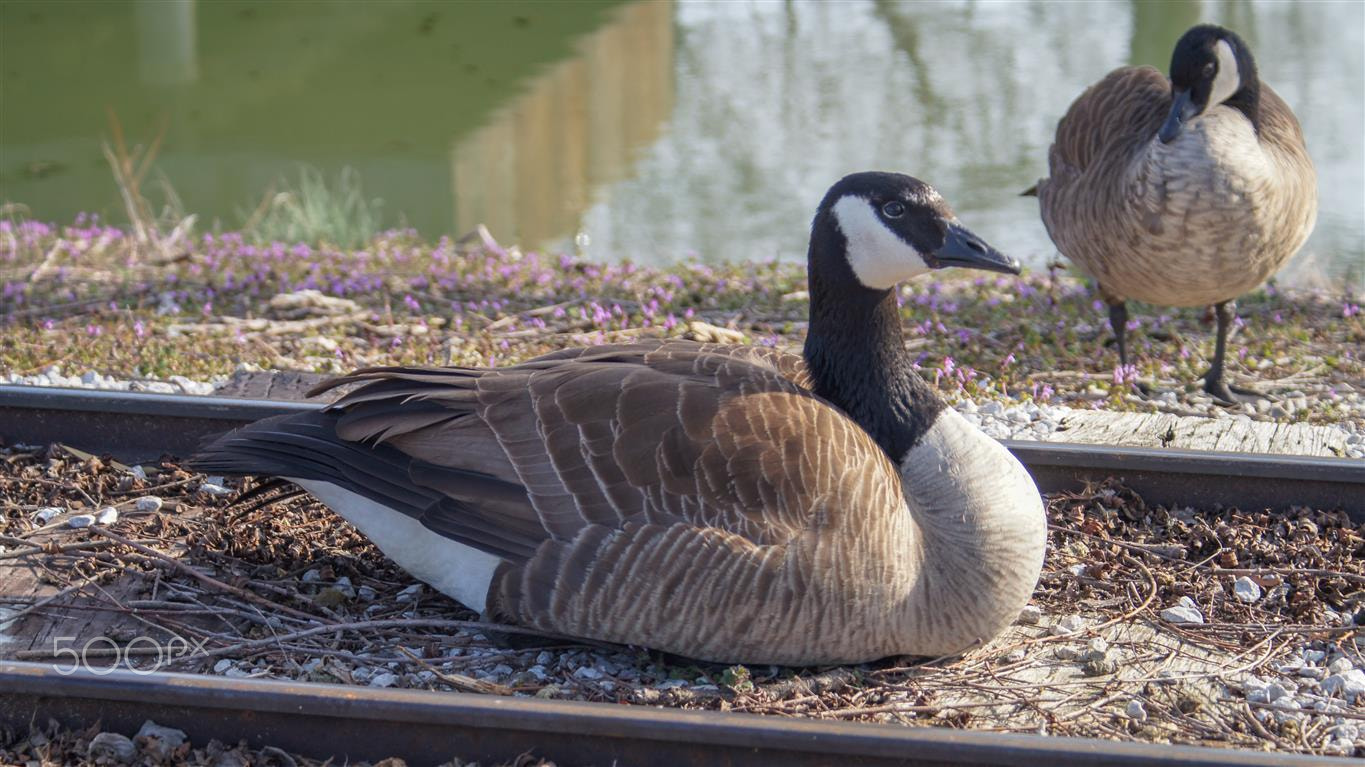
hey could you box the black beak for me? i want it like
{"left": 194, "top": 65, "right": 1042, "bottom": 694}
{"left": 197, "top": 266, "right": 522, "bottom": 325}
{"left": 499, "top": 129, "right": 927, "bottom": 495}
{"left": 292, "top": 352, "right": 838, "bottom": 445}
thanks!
{"left": 1159, "top": 89, "right": 1199, "bottom": 144}
{"left": 929, "top": 222, "right": 1020, "bottom": 275}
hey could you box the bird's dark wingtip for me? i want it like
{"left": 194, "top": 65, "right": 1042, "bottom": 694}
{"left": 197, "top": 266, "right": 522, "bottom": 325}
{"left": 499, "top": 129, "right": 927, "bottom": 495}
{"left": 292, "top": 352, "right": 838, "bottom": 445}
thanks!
{"left": 1020, "top": 183, "right": 1039, "bottom": 197}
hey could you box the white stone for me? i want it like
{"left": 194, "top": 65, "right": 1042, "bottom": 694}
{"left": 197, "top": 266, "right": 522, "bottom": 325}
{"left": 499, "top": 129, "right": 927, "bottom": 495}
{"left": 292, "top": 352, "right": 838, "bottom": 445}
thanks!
{"left": 95, "top": 506, "right": 119, "bottom": 524}
{"left": 198, "top": 482, "right": 232, "bottom": 496}
{"left": 1051, "top": 614, "right": 1086, "bottom": 635}
{"left": 301, "top": 569, "right": 322, "bottom": 583}
{"left": 1087, "top": 637, "right": 1109, "bottom": 655}
{"left": 169, "top": 375, "right": 214, "bottom": 395}
{"left": 213, "top": 659, "right": 234, "bottom": 674}
{"left": 1328, "top": 657, "right": 1354, "bottom": 675}
{"left": 1233, "top": 576, "right": 1262, "bottom": 603}
{"left": 66, "top": 514, "right": 96, "bottom": 529}
{"left": 1125, "top": 699, "right": 1147, "bottom": 722}
{"left": 1328, "top": 723, "right": 1360, "bottom": 742}
{"left": 369, "top": 672, "right": 399, "bottom": 688}
{"left": 332, "top": 576, "right": 356, "bottom": 598}
{"left": 1005, "top": 648, "right": 1027, "bottom": 663}
{"left": 34, "top": 507, "right": 63, "bottom": 523}
{"left": 134, "top": 496, "right": 163, "bottom": 512}
{"left": 1324, "top": 740, "right": 1356, "bottom": 757}
{"left": 1272, "top": 699, "right": 1305, "bottom": 724}
{"left": 1160, "top": 598, "right": 1204, "bottom": 625}
{"left": 396, "top": 584, "right": 423, "bottom": 602}
{"left": 574, "top": 666, "right": 604, "bottom": 681}
{"left": 1016, "top": 605, "right": 1042, "bottom": 625}
{"left": 87, "top": 732, "right": 136, "bottom": 762}
{"left": 135, "top": 721, "right": 187, "bottom": 754}
{"left": 1265, "top": 683, "right": 1290, "bottom": 703}
{"left": 1322, "top": 669, "right": 1365, "bottom": 699}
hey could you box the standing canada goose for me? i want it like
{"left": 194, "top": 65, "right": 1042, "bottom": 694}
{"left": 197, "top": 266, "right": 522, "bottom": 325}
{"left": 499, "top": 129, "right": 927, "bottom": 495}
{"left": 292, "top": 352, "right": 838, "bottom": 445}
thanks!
{"left": 1032, "top": 24, "right": 1317, "bottom": 403}
{"left": 192, "top": 172, "right": 1046, "bottom": 666}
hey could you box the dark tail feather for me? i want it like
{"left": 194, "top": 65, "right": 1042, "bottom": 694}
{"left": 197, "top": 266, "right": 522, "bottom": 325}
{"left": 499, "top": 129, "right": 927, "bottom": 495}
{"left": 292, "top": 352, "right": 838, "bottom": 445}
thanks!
{"left": 1020, "top": 183, "right": 1039, "bottom": 197}
{"left": 189, "top": 410, "right": 543, "bottom": 562}
{"left": 189, "top": 411, "right": 436, "bottom": 514}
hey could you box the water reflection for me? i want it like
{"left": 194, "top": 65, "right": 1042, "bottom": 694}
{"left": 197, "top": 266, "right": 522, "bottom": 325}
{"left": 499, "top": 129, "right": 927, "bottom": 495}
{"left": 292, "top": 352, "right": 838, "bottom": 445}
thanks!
{"left": 570, "top": 0, "right": 1361, "bottom": 292}
{"left": 135, "top": 0, "right": 197, "bottom": 86}
{"left": 0, "top": 0, "right": 625, "bottom": 237}
{"left": 451, "top": 0, "right": 673, "bottom": 249}
{"left": 1, "top": 0, "right": 1360, "bottom": 291}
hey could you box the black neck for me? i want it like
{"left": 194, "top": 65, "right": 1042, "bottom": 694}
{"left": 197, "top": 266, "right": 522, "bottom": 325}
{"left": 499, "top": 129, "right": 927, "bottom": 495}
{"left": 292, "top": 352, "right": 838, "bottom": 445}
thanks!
{"left": 1225, "top": 81, "right": 1261, "bottom": 133}
{"left": 801, "top": 221, "right": 946, "bottom": 462}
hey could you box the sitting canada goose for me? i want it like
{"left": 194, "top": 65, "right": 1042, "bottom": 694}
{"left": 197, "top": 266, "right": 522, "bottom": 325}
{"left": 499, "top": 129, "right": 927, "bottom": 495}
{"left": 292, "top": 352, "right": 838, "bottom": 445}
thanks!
{"left": 192, "top": 172, "right": 1046, "bottom": 666}
{"left": 1031, "top": 24, "right": 1317, "bottom": 403}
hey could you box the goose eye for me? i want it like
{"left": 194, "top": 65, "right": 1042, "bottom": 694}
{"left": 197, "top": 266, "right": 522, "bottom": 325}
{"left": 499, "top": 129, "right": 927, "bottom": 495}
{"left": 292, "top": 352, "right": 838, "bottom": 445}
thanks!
{"left": 1202, "top": 62, "right": 1216, "bottom": 77}
{"left": 881, "top": 201, "right": 906, "bottom": 219}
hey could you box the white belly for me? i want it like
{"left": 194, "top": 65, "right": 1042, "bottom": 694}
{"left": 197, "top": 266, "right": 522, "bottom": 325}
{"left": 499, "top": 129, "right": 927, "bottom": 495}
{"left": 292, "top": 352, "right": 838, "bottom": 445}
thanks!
{"left": 289, "top": 479, "right": 504, "bottom": 613}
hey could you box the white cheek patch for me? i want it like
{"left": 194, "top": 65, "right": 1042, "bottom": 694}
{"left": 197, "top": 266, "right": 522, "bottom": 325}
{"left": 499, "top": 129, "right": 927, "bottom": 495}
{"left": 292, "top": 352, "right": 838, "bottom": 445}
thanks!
{"left": 831, "top": 195, "right": 929, "bottom": 291}
{"left": 1209, "top": 39, "right": 1241, "bottom": 107}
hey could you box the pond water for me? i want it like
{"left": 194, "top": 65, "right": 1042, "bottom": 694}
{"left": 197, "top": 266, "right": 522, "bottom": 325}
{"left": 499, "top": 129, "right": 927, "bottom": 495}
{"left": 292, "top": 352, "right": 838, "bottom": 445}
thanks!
{"left": 2, "top": 0, "right": 1361, "bottom": 292}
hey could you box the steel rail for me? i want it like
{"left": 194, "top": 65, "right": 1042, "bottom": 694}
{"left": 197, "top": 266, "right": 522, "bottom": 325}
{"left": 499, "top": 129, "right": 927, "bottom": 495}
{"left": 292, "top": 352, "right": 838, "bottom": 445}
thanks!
{"left": 2, "top": 384, "right": 1361, "bottom": 518}
{"left": 0, "top": 662, "right": 1344, "bottom": 767}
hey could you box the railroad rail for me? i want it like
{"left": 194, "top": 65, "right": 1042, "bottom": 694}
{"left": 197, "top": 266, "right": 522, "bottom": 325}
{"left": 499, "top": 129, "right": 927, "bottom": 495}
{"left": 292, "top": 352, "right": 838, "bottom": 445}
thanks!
{"left": 0, "top": 661, "right": 1342, "bottom": 766}
{"left": 2, "top": 387, "right": 1361, "bottom": 764}
{"left": 2, "top": 384, "right": 1361, "bottom": 519}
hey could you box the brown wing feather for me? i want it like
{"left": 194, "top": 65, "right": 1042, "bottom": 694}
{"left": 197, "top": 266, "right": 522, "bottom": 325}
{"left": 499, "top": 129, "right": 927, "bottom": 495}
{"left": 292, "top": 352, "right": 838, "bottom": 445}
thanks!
{"left": 1257, "top": 84, "right": 1311, "bottom": 162}
{"left": 322, "top": 344, "right": 892, "bottom": 552}
{"left": 522, "top": 340, "right": 815, "bottom": 390}
{"left": 1044, "top": 65, "right": 1170, "bottom": 183}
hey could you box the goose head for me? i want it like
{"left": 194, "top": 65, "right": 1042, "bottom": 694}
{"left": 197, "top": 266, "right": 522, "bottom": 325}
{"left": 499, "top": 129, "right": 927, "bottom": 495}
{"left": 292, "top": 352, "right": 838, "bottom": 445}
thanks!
{"left": 810, "top": 171, "right": 1020, "bottom": 294}
{"left": 1160, "top": 24, "right": 1261, "bottom": 143}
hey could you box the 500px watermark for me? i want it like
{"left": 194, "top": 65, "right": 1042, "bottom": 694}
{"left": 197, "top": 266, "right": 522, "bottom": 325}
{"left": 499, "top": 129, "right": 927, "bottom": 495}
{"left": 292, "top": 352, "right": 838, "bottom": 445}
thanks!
{"left": 50, "top": 634, "right": 209, "bottom": 675}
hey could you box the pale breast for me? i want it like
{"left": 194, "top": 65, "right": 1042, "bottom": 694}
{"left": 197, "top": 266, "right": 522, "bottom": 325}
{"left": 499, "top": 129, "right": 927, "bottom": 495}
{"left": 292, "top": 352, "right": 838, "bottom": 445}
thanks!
{"left": 1064, "top": 106, "right": 1314, "bottom": 307}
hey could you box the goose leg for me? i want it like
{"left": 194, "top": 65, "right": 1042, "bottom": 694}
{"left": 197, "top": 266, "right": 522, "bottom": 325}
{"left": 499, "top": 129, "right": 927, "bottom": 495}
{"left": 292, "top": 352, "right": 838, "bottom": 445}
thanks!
{"left": 1107, "top": 298, "right": 1151, "bottom": 395}
{"left": 1108, "top": 300, "right": 1131, "bottom": 368}
{"left": 1202, "top": 300, "right": 1262, "bottom": 404}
